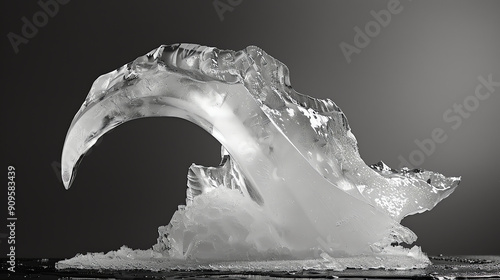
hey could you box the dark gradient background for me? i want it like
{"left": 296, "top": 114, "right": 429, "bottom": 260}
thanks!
{"left": 1, "top": 0, "right": 499, "bottom": 258}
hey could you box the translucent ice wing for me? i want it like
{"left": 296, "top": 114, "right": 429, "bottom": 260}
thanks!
{"left": 366, "top": 162, "right": 460, "bottom": 220}
{"left": 61, "top": 44, "right": 400, "bottom": 255}
{"left": 61, "top": 44, "right": 459, "bottom": 257}
{"left": 235, "top": 47, "right": 460, "bottom": 221}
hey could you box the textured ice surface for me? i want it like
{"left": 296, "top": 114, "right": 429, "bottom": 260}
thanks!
{"left": 58, "top": 44, "right": 460, "bottom": 270}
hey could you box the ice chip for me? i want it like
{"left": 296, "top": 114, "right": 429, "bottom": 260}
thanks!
{"left": 58, "top": 44, "right": 460, "bottom": 270}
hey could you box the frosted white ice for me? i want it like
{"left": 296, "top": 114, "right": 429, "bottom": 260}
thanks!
{"left": 58, "top": 44, "right": 460, "bottom": 270}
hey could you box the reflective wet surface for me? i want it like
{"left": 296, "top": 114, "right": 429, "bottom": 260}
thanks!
{"left": 2, "top": 255, "right": 499, "bottom": 279}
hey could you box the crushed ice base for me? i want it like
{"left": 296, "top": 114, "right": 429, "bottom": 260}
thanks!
{"left": 57, "top": 189, "right": 430, "bottom": 271}
{"left": 58, "top": 44, "right": 460, "bottom": 271}
{"left": 56, "top": 246, "right": 430, "bottom": 272}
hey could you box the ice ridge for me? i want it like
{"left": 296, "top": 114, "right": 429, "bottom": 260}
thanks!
{"left": 59, "top": 44, "right": 460, "bottom": 269}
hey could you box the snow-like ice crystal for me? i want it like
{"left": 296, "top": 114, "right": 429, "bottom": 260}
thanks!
{"left": 58, "top": 44, "right": 460, "bottom": 270}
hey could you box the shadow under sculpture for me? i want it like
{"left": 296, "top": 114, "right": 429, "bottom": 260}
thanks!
{"left": 58, "top": 44, "right": 460, "bottom": 271}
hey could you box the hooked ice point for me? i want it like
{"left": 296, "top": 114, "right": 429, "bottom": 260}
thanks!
{"left": 59, "top": 44, "right": 459, "bottom": 270}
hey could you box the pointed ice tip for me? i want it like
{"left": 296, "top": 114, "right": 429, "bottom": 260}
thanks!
{"left": 62, "top": 170, "right": 72, "bottom": 190}
{"left": 61, "top": 158, "right": 78, "bottom": 190}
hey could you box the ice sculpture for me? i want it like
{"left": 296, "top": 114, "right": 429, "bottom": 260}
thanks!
{"left": 58, "top": 44, "right": 460, "bottom": 270}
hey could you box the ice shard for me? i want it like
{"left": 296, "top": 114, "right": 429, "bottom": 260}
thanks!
{"left": 58, "top": 44, "right": 460, "bottom": 270}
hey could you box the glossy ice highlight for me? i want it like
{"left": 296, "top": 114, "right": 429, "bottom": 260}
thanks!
{"left": 58, "top": 44, "right": 460, "bottom": 270}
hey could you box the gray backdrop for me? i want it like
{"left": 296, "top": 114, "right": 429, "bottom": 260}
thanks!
{"left": 2, "top": 0, "right": 499, "bottom": 258}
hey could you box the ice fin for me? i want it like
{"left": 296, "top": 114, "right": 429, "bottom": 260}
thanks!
{"left": 59, "top": 44, "right": 460, "bottom": 268}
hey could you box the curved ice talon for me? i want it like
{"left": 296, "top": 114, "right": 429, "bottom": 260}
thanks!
{"left": 61, "top": 44, "right": 459, "bottom": 265}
